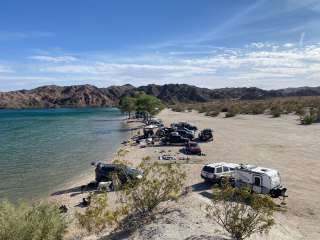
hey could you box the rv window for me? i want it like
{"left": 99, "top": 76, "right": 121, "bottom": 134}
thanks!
{"left": 254, "top": 177, "right": 261, "bottom": 186}
{"left": 216, "top": 167, "right": 222, "bottom": 173}
{"left": 223, "top": 166, "right": 229, "bottom": 172}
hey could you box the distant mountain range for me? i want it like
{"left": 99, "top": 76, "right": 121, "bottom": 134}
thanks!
{"left": 1, "top": 84, "right": 320, "bottom": 109}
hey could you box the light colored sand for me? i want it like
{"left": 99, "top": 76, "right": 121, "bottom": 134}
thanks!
{"left": 52, "top": 109, "right": 320, "bottom": 240}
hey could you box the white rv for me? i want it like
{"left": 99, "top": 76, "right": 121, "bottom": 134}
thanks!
{"left": 234, "top": 164, "right": 287, "bottom": 198}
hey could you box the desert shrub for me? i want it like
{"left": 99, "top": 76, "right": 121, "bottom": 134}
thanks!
{"left": 251, "top": 104, "right": 265, "bottom": 115}
{"left": 77, "top": 161, "right": 186, "bottom": 234}
{"left": 205, "top": 111, "right": 220, "bottom": 117}
{"left": 0, "top": 200, "right": 67, "bottom": 240}
{"left": 76, "top": 194, "right": 127, "bottom": 234}
{"left": 121, "top": 161, "right": 186, "bottom": 229}
{"left": 300, "top": 107, "right": 319, "bottom": 125}
{"left": 270, "top": 106, "right": 282, "bottom": 118}
{"left": 206, "top": 186, "right": 275, "bottom": 240}
{"left": 171, "top": 104, "right": 186, "bottom": 112}
{"left": 142, "top": 156, "right": 151, "bottom": 161}
{"left": 300, "top": 114, "right": 317, "bottom": 125}
{"left": 225, "top": 107, "right": 238, "bottom": 118}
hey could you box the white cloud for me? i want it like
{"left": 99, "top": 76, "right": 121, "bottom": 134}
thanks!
{"left": 283, "top": 43, "right": 295, "bottom": 48}
{"left": 1, "top": 41, "right": 320, "bottom": 91}
{"left": 29, "top": 55, "right": 78, "bottom": 63}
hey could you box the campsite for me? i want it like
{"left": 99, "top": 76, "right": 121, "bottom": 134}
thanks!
{"left": 47, "top": 108, "right": 320, "bottom": 240}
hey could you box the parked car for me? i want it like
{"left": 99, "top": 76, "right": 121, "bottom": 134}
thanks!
{"left": 201, "top": 162, "right": 240, "bottom": 183}
{"left": 198, "top": 128, "right": 213, "bottom": 142}
{"left": 171, "top": 122, "right": 198, "bottom": 131}
{"left": 156, "top": 127, "right": 175, "bottom": 138}
{"left": 94, "top": 162, "right": 142, "bottom": 184}
{"left": 162, "top": 132, "right": 189, "bottom": 145}
{"left": 177, "top": 129, "right": 194, "bottom": 140}
{"left": 234, "top": 164, "right": 287, "bottom": 198}
{"left": 184, "top": 142, "right": 201, "bottom": 155}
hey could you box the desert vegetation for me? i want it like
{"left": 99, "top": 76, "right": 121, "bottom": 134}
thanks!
{"left": 76, "top": 159, "right": 186, "bottom": 236}
{"left": 206, "top": 185, "right": 277, "bottom": 240}
{"left": 171, "top": 96, "right": 320, "bottom": 124}
{"left": 0, "top": 200, "right": 67, "bottom": 240}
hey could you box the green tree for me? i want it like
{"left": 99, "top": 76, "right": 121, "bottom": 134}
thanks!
{"left": 206, "top": 186, "right": 275, "bottom": 240}
{"left": 135, "top": 94, "right": 164, "bottom": 119}
{"left": 119, "top": 96, "right": 136, "bottom": 118}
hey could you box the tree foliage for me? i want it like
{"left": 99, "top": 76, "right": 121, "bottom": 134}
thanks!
{"left": 119, "top": 93, "right": 164, "bottom": 118}
{"left": 119, "top": 96, "right": 136, "bottom": 118}
{"left": 0, "top": 200, "right": 67, "bottom": 240}
{"left": 206, "top": 186, "right": 276, "bottom": 240}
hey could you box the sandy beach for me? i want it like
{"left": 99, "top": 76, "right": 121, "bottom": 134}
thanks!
{"left": 51, "top": 109, "right": 320, "bottom": 240}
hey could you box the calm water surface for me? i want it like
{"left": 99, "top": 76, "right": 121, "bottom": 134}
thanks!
{"left": 0, "top": 108, "right": 128, "bottom": 201}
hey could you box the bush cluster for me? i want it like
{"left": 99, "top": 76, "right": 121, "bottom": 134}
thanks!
{"left": 0, "top": 200, "right": 67, "bottom": 240}
{"left": 206, "top": 185, "right": 276, "bottom": 240}
{"left": 171, "top": 96, "right": 320, "bottom": 123}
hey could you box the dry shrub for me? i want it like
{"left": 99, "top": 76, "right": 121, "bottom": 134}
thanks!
{"left": 206, "top": 186, "right": 276, "bottom": 240}
{"left": 76, "top": 194, "right": 127, "bottom": 234}
{"left": 225, "top": 107, "right": 238, "bottom": 118}
{"left": 169, "top": 97, "right": 320, "bottom": 123}
{"left": 205, "top": 111, "right": 220, "bottom": 117}
{"left": 270, "top": 105, "right": 282, "bottom": 118}
{"left": 300, "top": 107, "right": 319, "bottom": 125}
{"left": 0, "top": 200, "right": 67, "bottom": 240}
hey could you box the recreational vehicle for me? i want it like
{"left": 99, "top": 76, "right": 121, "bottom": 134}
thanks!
{"left": 234, "top": 164, "right": 287, "bottom": 198}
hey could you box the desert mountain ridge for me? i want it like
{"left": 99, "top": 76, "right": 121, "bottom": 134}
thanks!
{"left": 1, "top": 83, "right": 320, "bottom": 109}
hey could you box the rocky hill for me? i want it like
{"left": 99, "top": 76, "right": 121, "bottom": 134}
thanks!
{"left": 1, "top": 83, "right": 320, "bottom": 109}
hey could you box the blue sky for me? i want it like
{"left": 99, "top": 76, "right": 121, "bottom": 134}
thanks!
{"left": 1, "top": 0, "right": 320, "bottom": 91}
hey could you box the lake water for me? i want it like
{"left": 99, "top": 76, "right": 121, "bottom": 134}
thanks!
{"left": 0, "top": 108, "right": 129, "bottom": 201}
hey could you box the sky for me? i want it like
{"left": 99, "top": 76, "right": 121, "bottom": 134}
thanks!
{"left": 1, "top": 0, "right": 320, "bottom": 91}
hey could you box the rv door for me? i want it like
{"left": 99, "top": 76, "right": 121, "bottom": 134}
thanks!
{"left": 252, "top": 175, "right": 262, "bottom": 193}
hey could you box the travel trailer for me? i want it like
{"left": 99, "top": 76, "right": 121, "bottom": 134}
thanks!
{"left": 234, "top": 164, "right": 287, "bottom": 198}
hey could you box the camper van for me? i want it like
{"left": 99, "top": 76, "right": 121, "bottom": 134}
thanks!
{"left": 234, "top": 164, "right": 287, "bottom": 198}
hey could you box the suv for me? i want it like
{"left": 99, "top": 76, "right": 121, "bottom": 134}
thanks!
{"left": 201, "top": 162, "right": 239, "bottom": 183}
{"left": 162, "top": 132, "right": 189, "bottom": 145}
{"left": 184, "top": 142, "right": 201, "bottom": 155}
{"left": 198, "top": 128, "right": 213, "bottom": 142}
{"left": 94, "top": 162, "right": 142, "bottom": 184}
{"left": 177, "top": 129, "right": 194, "bottom": 140}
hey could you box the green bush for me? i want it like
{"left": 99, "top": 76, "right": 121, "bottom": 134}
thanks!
{"left": 0, "top": 200, "right": 67, "bottom": 240}
{"left": 300, "top": 114, "right": 317, "bottom": 125}
{"left": 206, "top": 186, "right": 276, "bottom": 240}
{"left": 121, "top": 161, "right": 186, "bottom": 229}
{"left": 300, "top": 107, "right": 319, "bottom": 125}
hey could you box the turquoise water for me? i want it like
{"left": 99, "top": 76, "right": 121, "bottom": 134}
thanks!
{"left": 0, "top": 108, "right": 128, "bottom": 201}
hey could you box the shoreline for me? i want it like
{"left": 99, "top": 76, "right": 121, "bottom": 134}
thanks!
{"left": 47, "top": 118, "right": 144, "bottom": 209}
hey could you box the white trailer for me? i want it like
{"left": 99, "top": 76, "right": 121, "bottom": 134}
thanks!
{"left": 234, "top": 164, "right": 287, "bottom": 198}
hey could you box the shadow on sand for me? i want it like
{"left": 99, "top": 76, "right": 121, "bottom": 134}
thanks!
{"left": 51, "top": 184, "right": 96, "bottom": 197}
